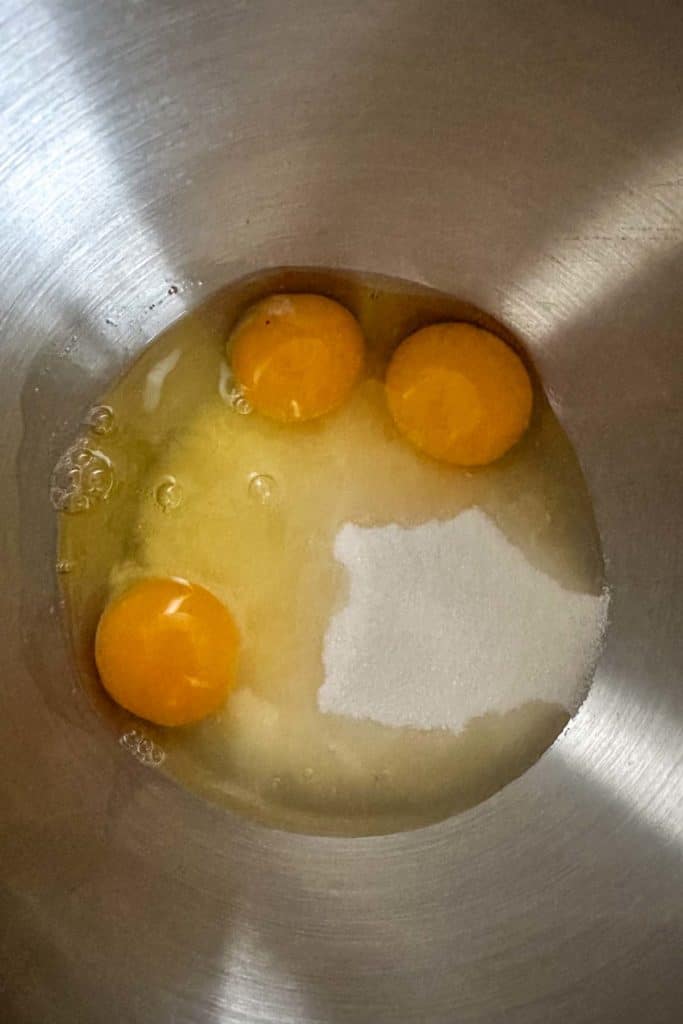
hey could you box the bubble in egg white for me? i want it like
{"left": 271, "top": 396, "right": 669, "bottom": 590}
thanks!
{"left": 155, "top": 475, "right": 183, "bottom": 511}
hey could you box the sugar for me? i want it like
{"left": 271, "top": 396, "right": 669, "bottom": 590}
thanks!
{"left": 319, "top": 509, "right": 609, "bottom": 733}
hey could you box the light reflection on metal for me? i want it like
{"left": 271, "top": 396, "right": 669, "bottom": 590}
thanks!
{"left": 502, "top": 139, "right": 683, "bottom": 341}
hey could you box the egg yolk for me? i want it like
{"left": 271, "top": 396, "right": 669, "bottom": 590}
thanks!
{"left": 95, "top": 577, "right": 240, "bottom": 727}
{"left": 385, "top": 323, "right": 533, "bottom": 466}
{"left": 230, "top": 293, "right": 364, "bottom": 422}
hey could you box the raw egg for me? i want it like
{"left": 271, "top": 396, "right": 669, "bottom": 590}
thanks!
{"left": 385, "top": 322, "right": 533, "bottom": 466}
{"left": 58, "top": 268, "right": 606, "bottom": 835}
{"left": 95, "top": 577, "right": 240, "bottom": 726}
{"left": 230, "top": 293, "right": 364, "bottom": 422}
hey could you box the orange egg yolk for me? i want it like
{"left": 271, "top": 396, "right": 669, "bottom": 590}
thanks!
{"left": 230, "top": 293, "right": 364, "bottom": 422}
{"left": 95, "top": 577, "right": 240, "bottom": 727}
{"left": 385, "top": 323, "right": 533, "bottom": 466}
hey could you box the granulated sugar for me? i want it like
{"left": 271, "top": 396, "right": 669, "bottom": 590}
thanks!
{"left": 319, "top": 509, "right": 609, "bottom": 733}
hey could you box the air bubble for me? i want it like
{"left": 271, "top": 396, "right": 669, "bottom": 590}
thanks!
{"left": 155, "top": 475, "right": 183, "bottom": 511}
{"left": 50, "top": 441, "right": 114, "bottom": 513}
{"left": 248, "top": 473, "right": 278, "bottom": 505}
{"left": 219, "top": 360, "right": 253, "bottom": 415}
{"left": 85, "top": 466, "right": 110, "bottom": 493}
{"left": 230, "top": 391, "right": 252, "bottom": 415}
{"left": 120, "top": 730, "right": 165, "bottom": 767}
{"left": 50, "top": 490, "right": 68, "bottom": 512}
{"left": 67, "top": 493, "right": 90, "bottom": 514}
{"left": 271, "top": 775, "right": 282, "bottom": 791}
{"left": 86, "top": 404, "right": 115, "bottom": 435}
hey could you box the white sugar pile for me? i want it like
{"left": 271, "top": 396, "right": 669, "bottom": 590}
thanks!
{"left": 319, "top": 509, "right": 609, "bottom": 733}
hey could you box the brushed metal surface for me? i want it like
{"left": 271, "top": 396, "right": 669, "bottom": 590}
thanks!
{"left": 1, "top": 1, "right": 682, "bottom": 1021}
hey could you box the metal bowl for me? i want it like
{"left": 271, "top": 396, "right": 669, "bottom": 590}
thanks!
{"left": 1, "top": 2, "right": 681, "bottom": 1021}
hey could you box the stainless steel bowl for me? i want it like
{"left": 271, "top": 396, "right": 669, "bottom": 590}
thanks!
{"left": 1, "top": 2, "right": 681, "bottom": 1021}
